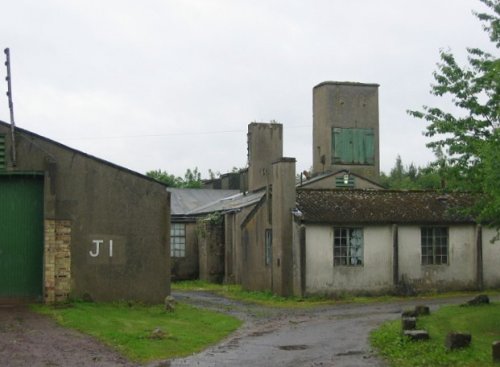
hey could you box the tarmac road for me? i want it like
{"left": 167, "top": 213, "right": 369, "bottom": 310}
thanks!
{"left": 166, "top": 291, "right": 497, "bottom": 367}
{"left": 166, "top": 291, "right": 400, "bottom": 367}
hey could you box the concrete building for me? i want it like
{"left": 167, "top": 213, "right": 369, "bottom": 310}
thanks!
{"left": 296, "top": 189, "right": 498, "bottom": 296}
{"left": 168, "top": 188, "right": 238, "bottom": 281}
{"left": 0, "top": 121, "right": 170, "bottom": 304}
{"left": 312, "top": 82, "right": 380, "bottom": 180}
{"left": 164, "top": 81, "right": 500, "bottom": 298}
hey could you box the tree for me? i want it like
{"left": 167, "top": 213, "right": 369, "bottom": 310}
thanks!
{"left": 182, "top": 167, "right": 202, "bottom": 188}
{"left": 146, "top": 169, "right": 182, "bottom": 187}
{"left": 408, "top": 0, "right": 500, "bottom": 229}
{"left": 380, "top": 155, "right": 441, "bottom": 190}
{"left": 146, "top": 167, "right": 203, "bottom": 188}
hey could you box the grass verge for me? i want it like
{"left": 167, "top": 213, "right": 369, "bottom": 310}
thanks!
{"left": 172, "top": 280, "right": 500, "bottom": 308}
{"left": 32, "top": 301, "right": 242, "bottom": 363}
{"left": 370, "top": 302, "right": 500, "bottom": 367}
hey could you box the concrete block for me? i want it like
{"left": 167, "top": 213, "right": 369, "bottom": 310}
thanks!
{"left": 493, "top": 341, "right": 500, "bottom": 363}
{"left": 446, "top": 332, "right": 471, "bottom": 350}
{"left": 415, "top": 305, "right": 430, "bottom": 316}
{"left": 402, "top": 317, "right": 417, "bottom": 331}
{"left": 404, "top": 330, "right": 429, "bottom": 341}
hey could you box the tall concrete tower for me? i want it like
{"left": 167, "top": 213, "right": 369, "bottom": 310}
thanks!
{"left": 312, "top": 81, "right": 380, "bottom": 180}
{"left": 247, "top": 122, "right": 283, "bottom": 191}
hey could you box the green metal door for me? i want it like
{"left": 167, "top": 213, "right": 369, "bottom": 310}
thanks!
{"left": 0, "top": 175, "right": 44, "bottom": 301}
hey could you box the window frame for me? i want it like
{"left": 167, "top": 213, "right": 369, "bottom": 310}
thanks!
{"left": 421, "top": 226, "right": 449, "bottom": 265}
{"left": 333, "top": 227, "right": 364, "bottom": 266}
{"left": 170, "top": 223, "right": 186, "bottom": 258}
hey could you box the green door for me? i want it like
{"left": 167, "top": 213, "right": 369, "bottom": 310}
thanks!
{"left": 0, "top": 175, "right": 44, "bottom": 301}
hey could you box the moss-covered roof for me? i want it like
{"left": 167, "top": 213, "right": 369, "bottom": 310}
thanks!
{"left": 296, "top": 189, "right": 477, "bottom": 224}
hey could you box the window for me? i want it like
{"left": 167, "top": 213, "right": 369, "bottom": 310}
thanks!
{"left": 0, "top": 134, "right": 5, "bottom": 170}
{"left": 333, "top": 227, "right": 363, "bottom": 266}
{"left": 265, "top": 229, "right": 272, "bottom": 266}
{"left": 170, "top": 223, "right": 186, "bottom": 258}
{"left": 421, "top": 227, "right": 448, "bottom": 265}
{"left": 332, "top": 128, "right": 374, "bottom": 165}
{"left": 335, "top": 175, "right": 355, "bottom": 188}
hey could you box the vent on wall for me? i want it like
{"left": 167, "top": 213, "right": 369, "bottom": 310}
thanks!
{"left": 0, "top": 134, "right": 5, "bottom": 170}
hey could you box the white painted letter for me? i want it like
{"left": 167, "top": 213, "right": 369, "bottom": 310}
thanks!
{"left": 109, "top": 240, "right": 113, "bottom": 257}
{"left": 90, "top": 240, "right": 103, "bottom": 257}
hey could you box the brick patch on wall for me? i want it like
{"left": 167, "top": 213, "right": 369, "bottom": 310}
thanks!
{"left": 44, "top": 220, "right": 71, "bottom": 303}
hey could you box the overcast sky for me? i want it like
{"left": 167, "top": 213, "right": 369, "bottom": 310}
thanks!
{"left": 0, "top": 0, "right": 495, "bottom": 178}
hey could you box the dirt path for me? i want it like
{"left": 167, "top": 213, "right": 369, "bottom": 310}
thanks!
{"left": 0, "top": 305, "right": 137, "bottom": 367}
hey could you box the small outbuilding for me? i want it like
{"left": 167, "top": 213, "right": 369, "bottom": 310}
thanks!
{"left": 0, "top": 121, "right": 170, "bottom": 304}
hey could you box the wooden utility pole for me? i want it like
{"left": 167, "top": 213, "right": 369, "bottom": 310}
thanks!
{"left": 4, "top": 48, "right": 17, "bottom": 166}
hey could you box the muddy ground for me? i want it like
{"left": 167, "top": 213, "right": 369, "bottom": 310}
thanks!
{"left": 0, "top": 304, "right": 136, "bottom": 367}
{"left": 1, "top": 293, "right": 492, "bottom": 367}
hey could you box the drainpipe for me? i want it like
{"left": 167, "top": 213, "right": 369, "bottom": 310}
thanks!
{"left": 300, "top": 224, "right": 306, "bottom": 297}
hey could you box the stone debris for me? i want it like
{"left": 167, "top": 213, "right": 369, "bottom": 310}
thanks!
{"left": 164, "top": 295, "right": 176, "bottom": 312}
{"left": 149, "top": 327, "right": 166, "bottom": 340}
{"left": 464, "top": 294, "right": 490, "bottom": 306}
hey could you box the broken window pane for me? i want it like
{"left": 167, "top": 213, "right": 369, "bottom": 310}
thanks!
{"left": 333, "top": 227, "right": 363, "bottom": 266}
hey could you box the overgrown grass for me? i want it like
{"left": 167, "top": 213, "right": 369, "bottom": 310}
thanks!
{"left": 172, "top": 280, "right": 500, "bottom": 308}
{"left": 371, "top": 302, "right": 500, "bottom": 367}
{"left": 32, "top": 301, "right": 242, "bottom": 363}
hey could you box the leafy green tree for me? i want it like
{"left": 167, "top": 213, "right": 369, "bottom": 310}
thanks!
{"left": 146, "top": 169, "right": 182, "bottom": 187}
{"left": 408, "top": 0, "right": 500, "bottom": 228}
{"left": 381, "top": 155, "right": 441, "bottom": 190}
{"left": 146, "top": 167, "right": 203, "bottom": 188}
{"left": 182, "top": 167, "right": 202, "bottom": 188}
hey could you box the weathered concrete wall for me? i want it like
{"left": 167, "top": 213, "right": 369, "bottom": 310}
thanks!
{"left": 398, "top": 225, "right": 476, "bottom": 292}
{"left": 239, "top": 203, "right": 272, "bottom": 292}
{"left": 198, "top": 219, "right": 225, "bottom": 283}
{"left": 312, "top": 82, "right": 380, "bottom": 179}
{"left": 226, "top": 206, "right": 254, "bottom": 284}
{"left": 247, "top": 123, "right": 283, "bottom": 191}
{"left": 271, "top": 158, "right": 296, "bottom": 296}
{"left": 171, "top": 221, "right": 199, "bottom": 281}
{"left": 1, "top": 123, "right": 170, "bottom": 303}
{"left": 305, "top": 225, "right": 393, "bottom": 295}
{"left": 477, "top": 227, "right": 500, "bottom": 288}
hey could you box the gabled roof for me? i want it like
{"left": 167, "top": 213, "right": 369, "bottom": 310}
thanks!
{"left": 296, "top": 189, "right": 477, "bottom": 225}
{"left": 0, "top": 120, "right": 166, "bottom": 187}
{"left": 168, "top": 188, "right": 239, "bottom": 215}
{"left": 298, "top": 169, "right": 385, "bottom": 189}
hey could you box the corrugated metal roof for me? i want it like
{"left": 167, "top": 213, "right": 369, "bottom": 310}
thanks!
{"left": 168, "top": 188, "right": 239, "bottom": 215}
{"left": 186, "top": 190, "right": 266, "bottom": 215}
{"left": 296, "top": 189, "right": 477, "bottom": 224}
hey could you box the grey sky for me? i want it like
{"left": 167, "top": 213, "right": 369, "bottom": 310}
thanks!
{"left": 1, "top": 0, "right": 494, "bottom": 178}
